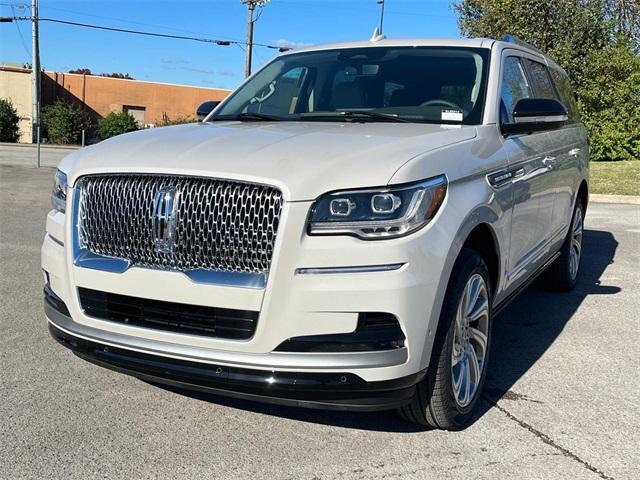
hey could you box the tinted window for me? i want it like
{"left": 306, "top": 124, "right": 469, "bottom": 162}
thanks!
{"left": 526, "top": 60, "right": 558, "bottom": 100}
{"left": 549, "top": 67, "right": 580, "bottom": 123}
{"left": 501, "top": 57, "right": 531, "bottom": 123}
{"left": 214, "top": 47, "right": 490, "bottom": 125}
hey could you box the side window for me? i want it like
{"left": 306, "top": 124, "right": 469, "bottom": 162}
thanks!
{"left": 549, "top": 68, "right": 580, "bottom": 123}
{"left": 525, "top": 60, "right": 558, "bottom": 100}
{"left": 501, "top": 56, "right": 532, "bottom": 124}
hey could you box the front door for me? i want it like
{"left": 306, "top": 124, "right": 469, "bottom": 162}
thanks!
{"left": 500, "top": 54, "right": 557, "bottom": 289}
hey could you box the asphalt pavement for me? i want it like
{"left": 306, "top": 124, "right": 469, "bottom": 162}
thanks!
{"left": 0, "top": 163, "right": 638, "bottom": 480}
{"left": 0, "top": 142, "right": 79, "bottom": 168}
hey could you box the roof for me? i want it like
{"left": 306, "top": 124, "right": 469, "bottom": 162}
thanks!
{"left": 281, "top": 37, "right": 497, "bottom": 56}
{"left": 281, "top": 36, "right": 551, "bottom": 62}
{"left": 0, "top": 65, "right": 32, "bottom": 74}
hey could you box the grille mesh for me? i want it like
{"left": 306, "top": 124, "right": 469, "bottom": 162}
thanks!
{"left": 79, "top": 288, "right": 258, "bottom": 339}
{"left": 77, "top": 174, "right": 283, "bottom": 273}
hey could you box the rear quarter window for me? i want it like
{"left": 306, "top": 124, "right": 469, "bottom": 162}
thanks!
{"left": 525, "top": 59, "right": 558, "bottom": 100}
{"left": 549, "top": 67, "right": 580, "bottom": 123}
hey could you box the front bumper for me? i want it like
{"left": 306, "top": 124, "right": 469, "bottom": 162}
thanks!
{"left": 42, "top": 194, "right": 458, "bottom": 384}
{"left": 47, "top": 299, "right": 425, "bottom": 411}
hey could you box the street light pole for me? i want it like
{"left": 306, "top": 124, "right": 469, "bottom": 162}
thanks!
{"left": 241, "top": 0, "right": 269, "bottom": 78}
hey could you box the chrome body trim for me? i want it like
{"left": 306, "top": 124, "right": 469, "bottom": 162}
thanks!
{"left": 514, "top": 114, "right": 569, "bottom": 124}
{"left": 45, "top": 303, "right": 408, "bottom": 370}
{"left": 295, "top": 263, "right": 406, "bottom": 275}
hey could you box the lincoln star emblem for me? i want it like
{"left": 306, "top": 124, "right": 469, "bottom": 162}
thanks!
{"left": 153, "top": 186, "right": 179, "bottom": 254}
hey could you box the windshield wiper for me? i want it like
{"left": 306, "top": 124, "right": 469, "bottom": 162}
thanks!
{"left": 300, "top": 111, "right": 412, "bottom": 123}
{"left": 208, "top": 112, "right": 285, "bottom": 122}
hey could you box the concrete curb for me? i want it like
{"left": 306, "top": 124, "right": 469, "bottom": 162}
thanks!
{"left": 590, "top": 194, "right": 640, "bottom": 205}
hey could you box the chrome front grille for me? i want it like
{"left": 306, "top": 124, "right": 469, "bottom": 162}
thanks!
{"left": 77, "top": 174, "right": 283, "bottom": 274}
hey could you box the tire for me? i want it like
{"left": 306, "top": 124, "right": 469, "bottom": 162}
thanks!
{"left": 542, "top": 199, "right": 585, "bottom": 292}
{"left": 398, "top": 248, "right": 492, "bottom": 430}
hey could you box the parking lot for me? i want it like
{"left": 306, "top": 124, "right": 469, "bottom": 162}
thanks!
{"left": 1, "top": 160, "right": 638, "bottom": 480}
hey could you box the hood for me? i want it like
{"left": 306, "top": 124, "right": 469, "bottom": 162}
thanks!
{"left": 62, "top": 121, "right": 476, "bottom": 201}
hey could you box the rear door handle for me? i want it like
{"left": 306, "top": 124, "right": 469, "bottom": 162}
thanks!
{"left": 542, "top": 156, "right": 556, "bottom": 169}
{"left": 569, "top": 148, "right": 581, "bottom": 157}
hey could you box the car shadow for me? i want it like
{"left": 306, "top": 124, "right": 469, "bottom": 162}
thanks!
{"left": 479, "top": 228, "right": 620, "bottom": 417}
{"left": 146, "top": 228, "right": 619, "bottom": 432}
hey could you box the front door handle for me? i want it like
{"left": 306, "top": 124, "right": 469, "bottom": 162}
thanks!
{"left": 542, "top": 156, "right": 556, "bottom": 170}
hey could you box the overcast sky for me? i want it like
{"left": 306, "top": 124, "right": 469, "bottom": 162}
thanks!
{"left": 1, "top": 0, "right": 460, "bottom": 90}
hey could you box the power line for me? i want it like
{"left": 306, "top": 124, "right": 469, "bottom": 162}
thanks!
{"left": 39, "top": 4, "right": 246, "bottom": 43}
{"left": 10, "top": 5, "right": 31, "bottom": 57}
{"left": 10, "top": 16, "right": 290, "bottom": 51}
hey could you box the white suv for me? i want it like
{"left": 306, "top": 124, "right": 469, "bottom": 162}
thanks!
{"left": 43, "top": 36, "right": 588, "bottom": 429}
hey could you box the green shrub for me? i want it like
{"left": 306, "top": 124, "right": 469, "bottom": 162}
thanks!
{"left": 156, "top": 112, "right": 196, "bottom": 127}
{"left": 42, "top": 101, "right": 92, "bottom": 145}
{"left": 578, "top": 39, "right": 640, "bottom": 162}
{"left": 98, "top": 112, "right": 139, "bottom": 140}
{"left": 0, "top": 98, "right": 21, "bottom": 142}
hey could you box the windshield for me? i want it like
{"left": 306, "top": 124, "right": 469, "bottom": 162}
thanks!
{"left": 212, "top": 46, "right": 490, "bottom": 124}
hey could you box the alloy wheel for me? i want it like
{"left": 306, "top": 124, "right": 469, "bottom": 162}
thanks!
{"left": 451, "top": 273, "right": 490, "bottom": 408}
{"left": 569, "top": 207, "right": 583, "bottom": 280}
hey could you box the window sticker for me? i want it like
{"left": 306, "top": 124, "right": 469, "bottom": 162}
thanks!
{"left": 441, "top": 110, "right": 463, "bottom": 122}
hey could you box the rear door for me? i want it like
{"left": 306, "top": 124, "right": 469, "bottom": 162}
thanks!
{"left": 546, "top": 65, "right": 589, "bottom": 251}
{"left": 499, "top": 52, "right": 556, "bottom": 289}
{"left": 522, "top": 58, "right": 575, "bottom": 249}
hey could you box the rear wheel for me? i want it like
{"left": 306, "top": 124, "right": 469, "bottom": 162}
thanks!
{"left": 543, "top": 200, "right": 584, "bottom": 292}
{"left": 398, "top": 248, "right": 492, "bottom": 429}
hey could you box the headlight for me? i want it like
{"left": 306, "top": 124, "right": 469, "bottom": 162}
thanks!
{"left": 51, "top": 170, "right": 68, "bottom": 213}
{"left": 308, "top": 175, "right": 447, "bottom": 239}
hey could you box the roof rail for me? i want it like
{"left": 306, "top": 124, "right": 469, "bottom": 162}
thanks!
{"left": 502, "top": 34, "right": 545, "bottom": 55}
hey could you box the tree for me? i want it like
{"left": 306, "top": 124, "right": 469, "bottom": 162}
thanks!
{"left": 606, "top": 0, "right": 640, "bottom": 44}
{"left": 68, "top": 68, "right": 92, "bottom": 75}
{"left": 453, "top": 0, "right": 640, "bottom": 161}
{"left": 156, "top": 112, "right": 196, "bottom": 127}
{"left": 579, "top": 37, "right": 640, "bottom": 161}
{"left": 42, "top": 101, "right": 93, "bottom": 145}
{"left": 453, "top": 0, "right": 610, "bottom": 84}
{"left": 67, "top": 69, "right": 134, "bottom": 79}
{"left": 100, "top": 72, "right": 134, "bottom": 79}
{"left": 0, "top": 99, "right": 21, "bottom": 142}
{"left": 98, "top": 112, "right": 139, "bottom": 140}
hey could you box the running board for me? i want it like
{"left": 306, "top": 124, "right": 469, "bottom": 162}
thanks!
{"left": 492, "top": 251, "right": 561, "bottom": 318}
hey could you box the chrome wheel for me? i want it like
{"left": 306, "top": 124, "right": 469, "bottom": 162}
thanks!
{"left": 451, "top": 273, "right": 490, "bottom": 408}
{"left": 569, "top": 207, "right": 583, "bottom": 280}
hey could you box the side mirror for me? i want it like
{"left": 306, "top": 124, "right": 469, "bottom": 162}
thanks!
{"left": 502, "top": 98, "right": 568, "bottom": 135}
{"left": 197, "top": 101, "right": 221, "bottom": 121}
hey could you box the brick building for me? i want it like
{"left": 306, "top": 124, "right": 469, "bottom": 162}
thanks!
{"left": 0, "top": 65, "right": 231, "bottom": 143}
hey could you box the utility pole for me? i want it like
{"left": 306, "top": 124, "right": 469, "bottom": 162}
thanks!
{"left": 241, "top": 0, "right": 269, "bottom": 78}
{"left": 377, "top": 0, "right": 385, "bottom": 34}
{"left": 32, "top": 0, "right": 41, "bottom": 167}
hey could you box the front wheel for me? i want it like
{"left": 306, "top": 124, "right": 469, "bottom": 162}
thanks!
{"left": 398, "top": 248, "right": 492, "bottom": 429}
